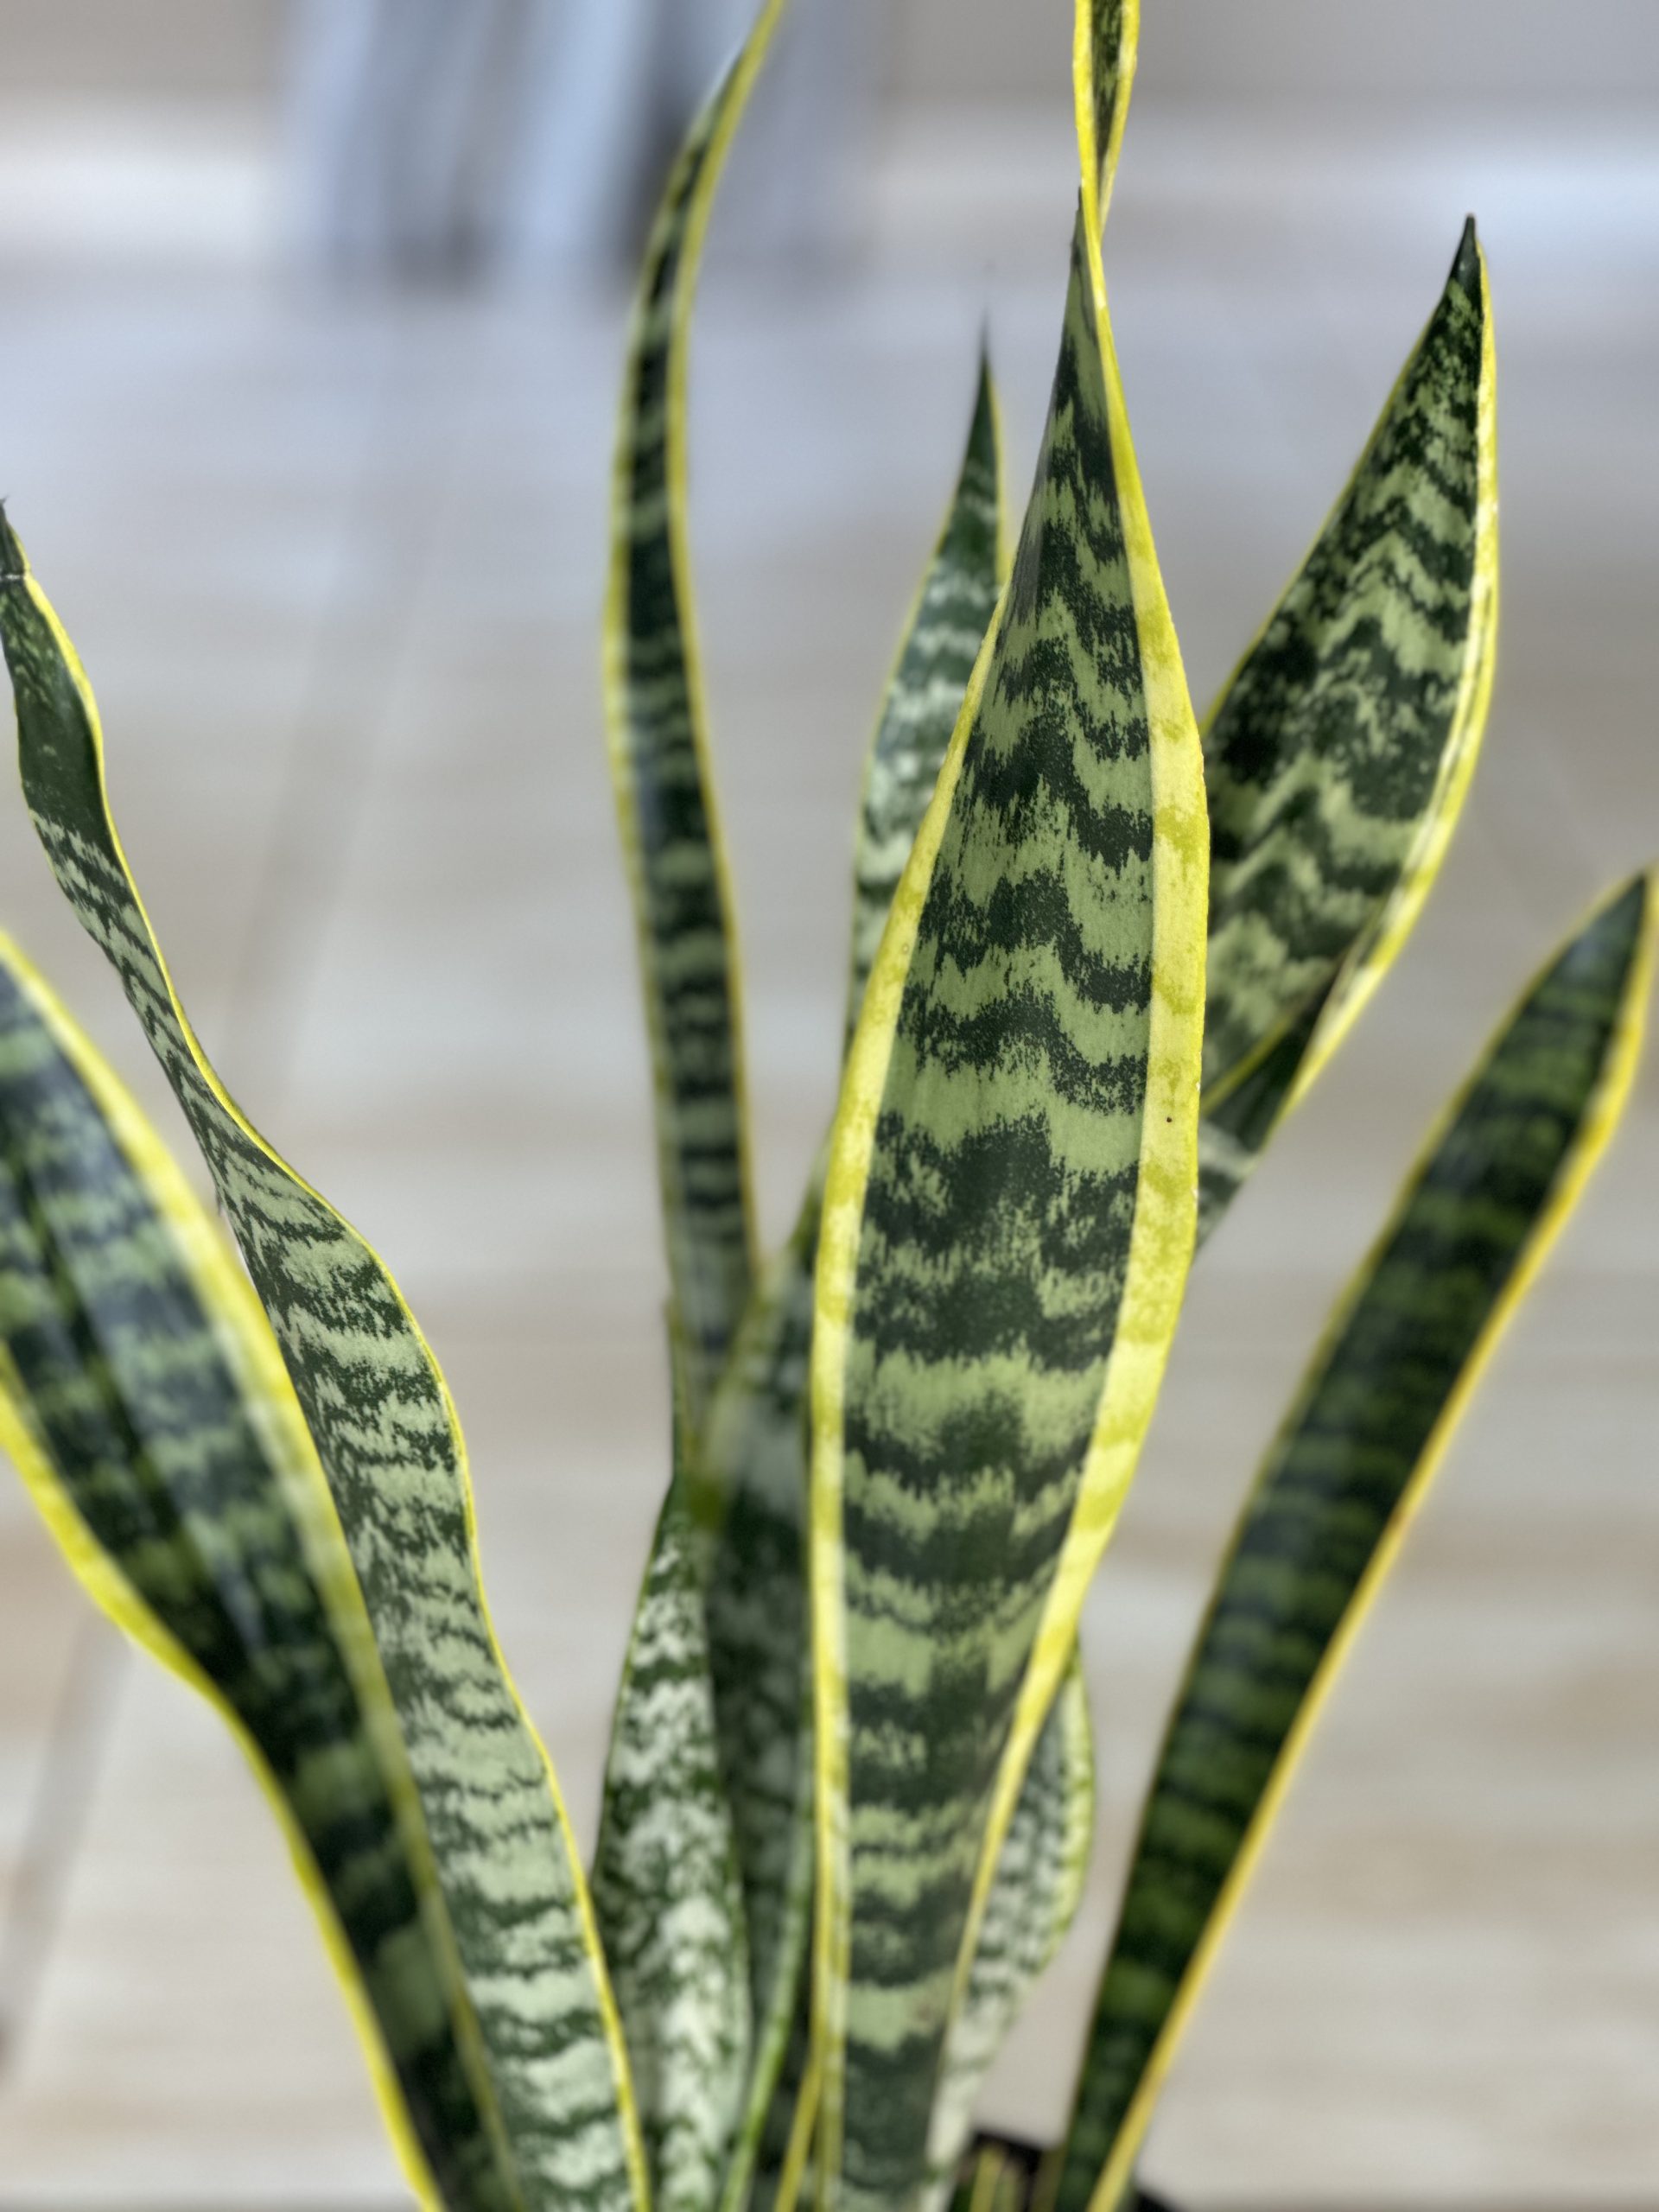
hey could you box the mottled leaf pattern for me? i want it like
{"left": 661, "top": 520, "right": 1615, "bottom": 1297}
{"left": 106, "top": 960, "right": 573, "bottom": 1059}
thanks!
{"left": 0, "top": 944, "right": 510, "bottom": 2212}
{"left": 702, "top": 1201, "right": 820, "bottom": 2212}
{"left": 696, "top": 359, "right": 1013, "bottom": 2208}
{"left": 1198, "top": 219, "right": 1498, "bottom": 1236}
{"left": 594, "top": 1455, "right": 751, "bottom": 2212}
{"left": 0, "top": 526, "right": 647, "bottom": 2212}
{"left": 1077, "top": 0, "right": 1136, "bottom": 234}
{"left": 845, "top": 356, "right": 1006, "bottom": 1050}
{"left": 0, "top": 0, "right": 1554, "bottom": 2202}
{"left": 923, "top": 1657, "right": 1095, "bottom": 2212}
{"left": 809, "top": 207, "right": 1207, "bottom": 2212}
{"left": 1055, "top": 875, "right": 1656, "bottom": 2212}
{"left": 604, "top": 0, "right": 790, "bottom": 1427}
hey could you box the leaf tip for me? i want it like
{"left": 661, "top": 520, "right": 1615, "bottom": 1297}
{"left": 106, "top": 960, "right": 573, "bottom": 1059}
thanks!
{"left": 1451, "top": 213, "right": 1482, "bottom": 296}
{"left": 1610, "top": 868, "right": 1653, "bottom": 940}
{"left": 0, "top": 500, "right": 24, "bottom": 583}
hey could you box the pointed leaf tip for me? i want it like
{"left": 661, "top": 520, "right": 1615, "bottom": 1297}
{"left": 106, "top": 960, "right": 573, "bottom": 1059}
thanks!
{"left": 0, "top": 505, "right": 23, "bottom": 579}
{"left": 1452, "top": 214, "right": 1481, "bottom": 292}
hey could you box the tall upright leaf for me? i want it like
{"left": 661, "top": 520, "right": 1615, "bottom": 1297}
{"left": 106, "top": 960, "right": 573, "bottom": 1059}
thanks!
{"left": 1198, "top": 219, "right": 1498, "bottom": 1235}
{"left": 920, "top": 202, "right": 1502, "bottom": 2191}
{"left": 1054, "top": 874, "right": 1656, "bottom": 2212}
{"left": 0, "top": 940, "right": 511, "bottom": 2212}
{"left": 922, "top": 1656, "right": 1095, "bottom": 2211}
{"left": 704, "top": 357, "right": 1012, "bottom": 2209}
{"left": 899, "top": 15, "right": 1148, "bottom": 2172}
{"left": 1077, "top": 1, "right": 1138, "bottom": 235}
{"left": 594, "top": 1407, "right": 752, "bottom": 2212}
{"left": 604, "top": 0, "right": 789, "bottom": 1427}
{"left": 701, "top": 1204, "right": 821, "bottom": 2212}
{"left": 843, "top": 358, "right": 1008, "bottom": 1052}
{"left": 808, "top": 194, "right": 1208, "bottom": 2212}
{"left": 0, "top": 519, "right": 648, "bottom": 2212}
{"left": 594, "top": 14, "right": 798, "bottom": 2193}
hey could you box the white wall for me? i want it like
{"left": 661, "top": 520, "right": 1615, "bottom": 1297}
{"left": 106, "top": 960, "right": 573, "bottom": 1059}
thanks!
{"left": 0, "top": 0, "right": 282, "bottom": 96}
{"left": 7, "top": 2, "right": 1657, "bottom": 111}
{"left": 887, "top": 0, "right": 1659, "bottom": 103}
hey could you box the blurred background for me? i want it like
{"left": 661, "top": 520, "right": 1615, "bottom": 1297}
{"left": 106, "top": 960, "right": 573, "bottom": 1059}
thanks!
{"left": 0, "top": 3, "right": 1656, "bottom": 2204}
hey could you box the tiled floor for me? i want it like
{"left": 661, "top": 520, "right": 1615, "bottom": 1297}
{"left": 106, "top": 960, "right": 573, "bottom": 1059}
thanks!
{"left": 0, "top": 95, "right": 1656, "bottom": 2208}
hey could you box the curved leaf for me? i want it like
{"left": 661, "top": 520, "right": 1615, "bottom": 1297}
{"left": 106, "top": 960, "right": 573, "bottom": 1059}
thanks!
{"left": 0, "top": 521, "right": 648, "bottom": 2212}
{"left": 603, "top": 0, "right": 790, "bottom": 1427}
{"left": 923, "top": 1657, "right": 1095, "bottom": 2212}
{"left": 1055, "top": 873, "right": 1656, "bottom": 2212}
{"left": 1198, "top": 218, "right": 1498, "bottom": 1236}
{"left": 594, "top": 1427, "right": 751, "bottom": 2212}
{"left": 808, "top": 199, "right": 1208, "bottom": 2212}
{"left": 0, "top": 941, "right": 509, "bottom": 2212}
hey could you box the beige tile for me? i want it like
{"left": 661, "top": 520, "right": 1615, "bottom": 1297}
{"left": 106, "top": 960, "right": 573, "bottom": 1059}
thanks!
{"left": 0, "top": 1658, "right": 405, "bottom": 2207}
{"left": 0, "top": 1499, "right": 104, "bottom": 1964}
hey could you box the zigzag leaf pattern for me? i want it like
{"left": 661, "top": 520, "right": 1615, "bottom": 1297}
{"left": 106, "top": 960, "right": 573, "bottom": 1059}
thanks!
{"left": 694, "top": 356, "right": 1010, "bottom": 2211}
{"left": 605, "top": 0, "right": 789, "bottom": 1428}
{"left": 810, "top": 204, "right": 1207, "bottom": 2212}
{"left": 845, "top": 358, "right": 1007, "bottom": 1051}
{"left": 921, "top": 1655, "right": 1095, "bottom": 2212}
{"left": 1056, "top": 874, "right": 1656, "bottom": 2212}
{"left": 594, "top": 17, "right": 809, "bottom": 2212}
{"left": 0, "top": 523, "right": 647, "bottom": 2212}
{"left": 921, "top": 199, "right": 1497, "bottom": 2212}
{"left": 718, "top": 10, "right": 1146, "bottom": 2183}
{"left": 0, "top": 943, "right": 512, "bottom": 2212}
{"left": 701, "top": 1205, "right": 819, "bottom": 2212}
{"left": 594, "top": 1450, "right": 751, "bottom": 2212}
{"left": 1198, "top": 219, "right": 1498, "bottom": 1236}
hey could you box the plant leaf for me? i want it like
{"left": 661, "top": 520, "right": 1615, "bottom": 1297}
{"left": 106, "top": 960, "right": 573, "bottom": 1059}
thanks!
{"left": 0, "top": 940, "right": 513, "bottom": 2212}
{"left": 1198, "top": 218, "right": 1498, "bottom": 1236}
{"left": 844, "top": 354, "right": 1007, "bottom": 1052}
{"left": 947, "top": 2137, "right": 1175, "bottom": 2212}
{"left": 1054, "top": 873, "right": 1656, "bottom": 2212}
{"left": 594, "top": 1417, "right": 752, "bottom": 2212}
{"left": 893, "top": 19, "right": 1143, "bottom": 2174}
{"left": 697, "top": 354, "right": 1012, "bottom": 2211}
{"left": 702, "top": 1205, "right": 820, "bottom": 2212}
{"left": 906, "top": 27, "right": 1148, "bottom": 2175}
{"left": 923, "top": 1656, "right": 1095, "bottom": 2212}
{"left": 1077, "top": 1, "right": 1138, "bottom": 237}
{"left": 948, "top": 2138, "right": 1045, "bottom": 2212}
{"left": 604, "top": 0, "right": 790, "bottom": 1428}
{"left": 807, "top": 200, "right": 1208, "bottom": 2212}
{"left": 0, "top": 523, "right": 648, "bottom": 2212}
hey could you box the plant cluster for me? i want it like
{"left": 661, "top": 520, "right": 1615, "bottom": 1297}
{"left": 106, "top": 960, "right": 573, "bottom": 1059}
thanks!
{"left": 0, "top": 3, "right": 1648, "bottom": 2210}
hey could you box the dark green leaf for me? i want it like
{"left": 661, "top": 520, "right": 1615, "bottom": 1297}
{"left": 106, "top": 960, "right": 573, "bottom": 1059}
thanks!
{"left": 1057, "top": 875, "right": 1655, "bottom": 2212}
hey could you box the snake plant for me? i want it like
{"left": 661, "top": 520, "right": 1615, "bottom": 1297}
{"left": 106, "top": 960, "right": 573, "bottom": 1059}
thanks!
{"left": 0, "top": 3, "right": 1647, "bottom": 2209}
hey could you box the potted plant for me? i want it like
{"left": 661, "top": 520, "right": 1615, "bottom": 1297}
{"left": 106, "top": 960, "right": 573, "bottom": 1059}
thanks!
{"left": 0, "top": 4, "right": 1645, "bottom": 2208}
